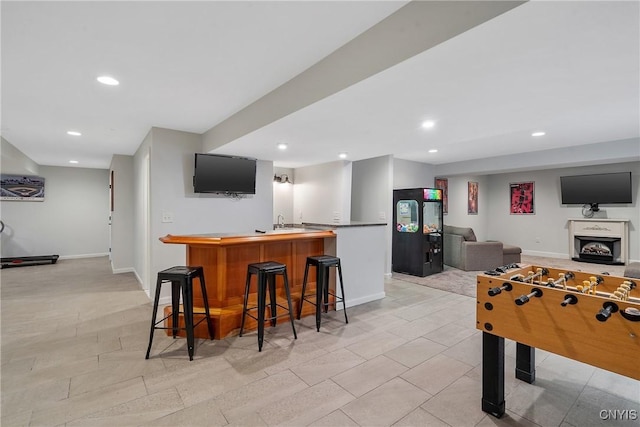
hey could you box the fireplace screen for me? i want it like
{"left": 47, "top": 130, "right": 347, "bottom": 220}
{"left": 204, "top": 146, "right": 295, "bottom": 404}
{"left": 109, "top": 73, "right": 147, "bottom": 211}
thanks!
{"left": 581, "top": 242, "right": 612, "bottom": 256}
{"left": 575, "top": 237, "right": 619, "bottom": 264}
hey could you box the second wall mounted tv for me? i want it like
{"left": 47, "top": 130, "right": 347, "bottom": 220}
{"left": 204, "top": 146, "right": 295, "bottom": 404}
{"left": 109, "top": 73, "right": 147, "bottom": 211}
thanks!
{"left": 193, "top": 153, "right": 256, "bottom": 194}
{"left": 560, "top": 172, "right": 632, "bottom": 206}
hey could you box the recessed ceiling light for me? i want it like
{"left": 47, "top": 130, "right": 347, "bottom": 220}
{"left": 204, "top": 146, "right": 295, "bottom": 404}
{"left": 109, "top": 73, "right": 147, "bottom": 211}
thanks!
{"left": 421, "top": 120, "right": 436, "bottom": 129}
{"left": 69, "top": 160, "right": 79, "bottom": 164}
{"left": 277, "top": 143, "right": 288, "bottom": 150}
{"left": 97, "top": 75, "right": 119, "bottom": 86}
{"left": 67, "top": 131, "right": 82, "bottom": 136}
{"left": 428, "top": 149, "right": 438, "bottom": 153}
{"left": 532, "top": 131, "right": 546, "bottom": 137}
{"left": 338, "top": 152, "right": 348, "bottom": 159}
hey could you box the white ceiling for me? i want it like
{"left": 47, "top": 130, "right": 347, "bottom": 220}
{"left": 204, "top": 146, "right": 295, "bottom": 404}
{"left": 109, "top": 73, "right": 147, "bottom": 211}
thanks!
{"left": 2, "top": 1, "right": 639, "bottom": 171}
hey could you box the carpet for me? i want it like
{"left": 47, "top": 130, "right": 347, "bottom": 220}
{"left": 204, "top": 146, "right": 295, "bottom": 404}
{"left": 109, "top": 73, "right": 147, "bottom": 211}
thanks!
{"left": 392, "top": 255, "right": 627, "bottom": 298}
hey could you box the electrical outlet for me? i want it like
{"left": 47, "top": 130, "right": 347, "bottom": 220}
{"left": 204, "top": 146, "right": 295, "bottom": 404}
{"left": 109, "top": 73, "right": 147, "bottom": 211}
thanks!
{"left": 162, "top": 211, "right": 174, "bottom": 223}
{"left": 379, "top": 211, "right": 386, "bottom": 221}
{"left": 333, "top": 211, "right": 341, "bottom": 223}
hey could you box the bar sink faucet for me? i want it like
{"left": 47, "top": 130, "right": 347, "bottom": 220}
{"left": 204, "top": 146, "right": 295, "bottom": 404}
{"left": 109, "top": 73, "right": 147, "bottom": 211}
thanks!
{"left": 277, "top": 214, "right": 285, "bottom": 229}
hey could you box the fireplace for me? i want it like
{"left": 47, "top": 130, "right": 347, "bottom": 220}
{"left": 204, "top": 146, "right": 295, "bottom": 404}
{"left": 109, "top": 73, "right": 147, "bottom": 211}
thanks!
{"left": 574, "top": 237, "right": 619, "bottom": 264}
{"left": 568, "top": 219, "right": 629, "bottom": 266}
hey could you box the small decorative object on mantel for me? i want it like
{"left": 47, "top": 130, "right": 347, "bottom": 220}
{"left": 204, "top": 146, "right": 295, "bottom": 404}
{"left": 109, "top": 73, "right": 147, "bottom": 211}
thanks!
{"left": 468, "top": 181, "right": 478, "bottom": 215}
{"left": 510, "top": 182, "right": 534, "bottom": 214}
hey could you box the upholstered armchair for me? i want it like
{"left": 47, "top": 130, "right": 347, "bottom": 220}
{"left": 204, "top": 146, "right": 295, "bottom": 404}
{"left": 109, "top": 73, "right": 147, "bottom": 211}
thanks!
{"left": 443, "top": 225, "right": 503, "bottom": 271}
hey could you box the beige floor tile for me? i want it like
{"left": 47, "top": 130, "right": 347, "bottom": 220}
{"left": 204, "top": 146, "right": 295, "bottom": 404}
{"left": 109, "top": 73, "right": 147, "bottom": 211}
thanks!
{"left": 291, "top": 348, "right": 366, "bottom": 386}
{"left": 346, "top": 330, "right": 407, "bottom": 360}
{"left": 257, "top": 379, "right": 355, "bottom": 426}
{"left": 423, "top": 321, "right": 479, "bottom": 347}
{"left": 475, "top": 409, "right": 541, "bottom": 426}
{"left": 384, "top": 337, "right": 447, "bottom": 368}
{"left": 66, "top": 388, "right": 184, "bottom": 426}
{"left": 308, "top": 409, "right": 359, "bottom": 426}
{"left": 1, "top": 377, "right": 70, "bottom": 416}
{"left": 421, "top": 375, "right": 487, "bottom": 427}
{"left": 215, "top": 370, "right": 309, "bottom": 423}
{"left": 587, "top": 368, "right": 640, "bottom": 404}
{"left": 401, "top": 353, "right": 474, "bottom": 395}
{"left": 3, "top": 256, "right": 631, "bottom": 427}
{"left": 441, "top": 331, "right": 483, "bottom": 367}
{"left": 563, "top": 385, "right": 640, "bottom": 427}
{"left": 394, "top": 407, "right": 451, "bottom": 427}
{"left": 139, "top": 397, "right": 228, "bottom": 426}
{"left": 504, "top": 371, "right": 584, "bottom": 427}
{"left": 29, "top": 377, "right": 148, "bottom": 426}
{"left": 332, "top": 355, "right": 408, "bottom": 397}
{"left": 342, "top": 377, "right": 431, "bottom": 426}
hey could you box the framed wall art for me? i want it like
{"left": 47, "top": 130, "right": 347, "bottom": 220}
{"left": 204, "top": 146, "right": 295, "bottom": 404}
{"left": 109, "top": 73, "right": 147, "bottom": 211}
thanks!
{"left": 1, "top": 174, "right": 45, "bottom": 201}
{"left": 468, "top": 181, "right": 478, "bottom": 215}
{"left": 434, "top": 178, "right": 448, "bottom": 214}
{"left": 510, "top": 182, "right": 535, "bottom": 214}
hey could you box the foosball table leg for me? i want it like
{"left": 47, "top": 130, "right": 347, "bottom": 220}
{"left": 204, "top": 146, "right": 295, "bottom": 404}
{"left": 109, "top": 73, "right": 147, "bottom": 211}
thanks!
{"left": 515, "top": 342, "right": 535, "bottom": 384}
{"left": 482, "top": 332, "right": 505, "bottom": 418}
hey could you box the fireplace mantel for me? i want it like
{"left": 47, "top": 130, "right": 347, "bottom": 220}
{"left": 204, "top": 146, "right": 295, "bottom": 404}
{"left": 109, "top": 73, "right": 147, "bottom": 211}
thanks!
{"left": 568, "top": 218, "right": 629, "bottom": 265}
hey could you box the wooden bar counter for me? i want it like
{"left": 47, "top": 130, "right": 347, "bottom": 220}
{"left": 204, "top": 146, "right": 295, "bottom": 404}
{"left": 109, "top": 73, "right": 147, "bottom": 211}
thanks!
{"left": 159, "top": 228, "right": 336, "bottom": 339}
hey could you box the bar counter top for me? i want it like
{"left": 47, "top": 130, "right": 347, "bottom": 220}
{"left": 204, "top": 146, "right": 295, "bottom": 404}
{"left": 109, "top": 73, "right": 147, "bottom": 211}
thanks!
{"left": 160, "top": 227, "right": 335, "bottom": 245}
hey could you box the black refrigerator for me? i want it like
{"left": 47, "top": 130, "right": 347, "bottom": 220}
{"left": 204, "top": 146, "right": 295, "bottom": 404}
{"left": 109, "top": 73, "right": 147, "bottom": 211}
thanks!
{"left": 392, "top": 188, "right": 444, "bottom": 277}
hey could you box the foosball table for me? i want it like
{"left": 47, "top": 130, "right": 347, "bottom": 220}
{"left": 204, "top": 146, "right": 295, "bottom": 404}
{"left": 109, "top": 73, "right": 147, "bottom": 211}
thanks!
{"left": 476, "top": 264, "right": 640, "bottom": 418}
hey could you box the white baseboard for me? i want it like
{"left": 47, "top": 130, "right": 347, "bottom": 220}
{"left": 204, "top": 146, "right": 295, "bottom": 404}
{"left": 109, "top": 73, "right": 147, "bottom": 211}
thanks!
{"left": 112, "top": 266, "right": 135, "bottom": 274}
{"left": 521, "top": 250, "right": 569, "bottom": 259}
{"left": 345, "top": 292, "right": 386, "bottom": 308}
{"left": 59, "top": 252, "right": 109, "bottom": 260}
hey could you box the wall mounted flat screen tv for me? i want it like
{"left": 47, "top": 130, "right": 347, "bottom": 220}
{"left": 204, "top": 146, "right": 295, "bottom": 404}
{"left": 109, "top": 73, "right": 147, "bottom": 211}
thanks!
{"left": 193, "top": 153, "right": 256, "bottom": 194}
{"left": 560, "top": 172, "right": 632, "bottom": 205}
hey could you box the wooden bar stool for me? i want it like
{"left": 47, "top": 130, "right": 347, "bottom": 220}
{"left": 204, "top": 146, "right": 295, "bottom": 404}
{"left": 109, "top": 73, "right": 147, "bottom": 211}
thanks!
{"left": 145, "top": 266, "right": 214, "bottom": 360}
{"left": 240, "top": 261, "right": 297, "bottom": 351}
{"left": 297, "top": 255, "right": 348, "bottom": 331}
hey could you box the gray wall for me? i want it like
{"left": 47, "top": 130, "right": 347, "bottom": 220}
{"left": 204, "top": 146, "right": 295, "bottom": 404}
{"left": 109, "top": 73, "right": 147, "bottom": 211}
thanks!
{"left": 1, "top": 137, "right": 39, "bottom": 176}
{"left": 109, "top": 155, "right": 134, "bottom": 273}
{"left": 392, "top": 158, "right": 435, "bottom": 189}
{"left": 293, "top": 161, "right": 352, "bottom": 224}
{"left": 486, "top": 162, "right": 639, "bottom": 260}
{"left": 441, "top": 175, "right": 491, "bottom": 241}
{"left": 0, "top": 165, "right": 109, "bottom": 258}
{"left": 351, "top": 155, "right": 393, "bottom": 274}
{"left": 441, "top": 161, "right": 639, "bottom": 261}
{"left": 132, "top": 127, "right": 274, "bottom": 299}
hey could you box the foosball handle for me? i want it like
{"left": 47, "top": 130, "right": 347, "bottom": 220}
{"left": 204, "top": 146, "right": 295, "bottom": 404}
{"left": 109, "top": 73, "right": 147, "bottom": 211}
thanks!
{"left": 560, "top": 294, "right": 578, "bottom": 307}
{"left": 596, "top": 301, "right": 619, "bottom": 322}
{"left": 515, "top": 288, "right": 543, "bottom": 306}
{"left": 488, "top": 282, "right": 513, "bottom": 296}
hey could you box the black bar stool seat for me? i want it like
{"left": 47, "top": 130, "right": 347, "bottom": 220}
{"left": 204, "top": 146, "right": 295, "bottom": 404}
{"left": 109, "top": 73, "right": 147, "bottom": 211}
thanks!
{"left": 297, "top": 255, "right": 348, "bottom": 331}
{"left": 146, "top": 266, "right": 214, "bottom": 361}
{"left": 240, "top": 261, "right": 297, "bottom": 351}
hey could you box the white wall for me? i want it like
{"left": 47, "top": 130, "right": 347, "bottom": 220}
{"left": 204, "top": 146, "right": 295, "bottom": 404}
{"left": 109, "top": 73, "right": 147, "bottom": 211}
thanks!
{"left": 1, "top": 137, "right": 39, "bottom": 176}
{"left": 273, "top": 167, "right": 294, "bottom": 225}
{"left": 393, "top": 158, "right": 435, "bottom": 189}
{"left": 0, "top": 166, "right": 109, "bottom": 258}
{"left": 109, "top": 155, "right": 134, "bottom": 273}
{"left": 138, "top": 127, "right": 273, "bottom": 301}
{"left": 293, "top": 161, "right": 352, "bottom": 224}
{"left": 351, "top": 155, "right": 393, "bottom": 274}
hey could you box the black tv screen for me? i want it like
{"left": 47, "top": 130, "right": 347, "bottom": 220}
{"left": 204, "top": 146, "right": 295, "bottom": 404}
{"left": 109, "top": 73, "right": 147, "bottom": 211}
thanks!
{"left": 193, "top": 153, "right": 256, "bottom": 194}
{"left": 560, "top": 172, "right": 632, "bottom": 205}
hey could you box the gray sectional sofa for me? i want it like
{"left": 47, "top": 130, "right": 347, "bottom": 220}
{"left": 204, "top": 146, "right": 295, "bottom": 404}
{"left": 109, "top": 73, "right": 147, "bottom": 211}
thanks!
{"left": 443, "top": 225, "right": 521, "bottom": 271}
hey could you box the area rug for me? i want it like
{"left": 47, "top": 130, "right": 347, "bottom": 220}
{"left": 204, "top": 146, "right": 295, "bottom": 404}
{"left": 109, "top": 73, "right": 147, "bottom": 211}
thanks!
{"left": 392, "top": 255, "right": 627, "bottom": 298}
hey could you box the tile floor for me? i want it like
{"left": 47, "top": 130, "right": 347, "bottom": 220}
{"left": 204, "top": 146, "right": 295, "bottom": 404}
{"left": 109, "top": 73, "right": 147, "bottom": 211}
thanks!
{"left": 1, "top": 257, "right": 638, "bottom": 426}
